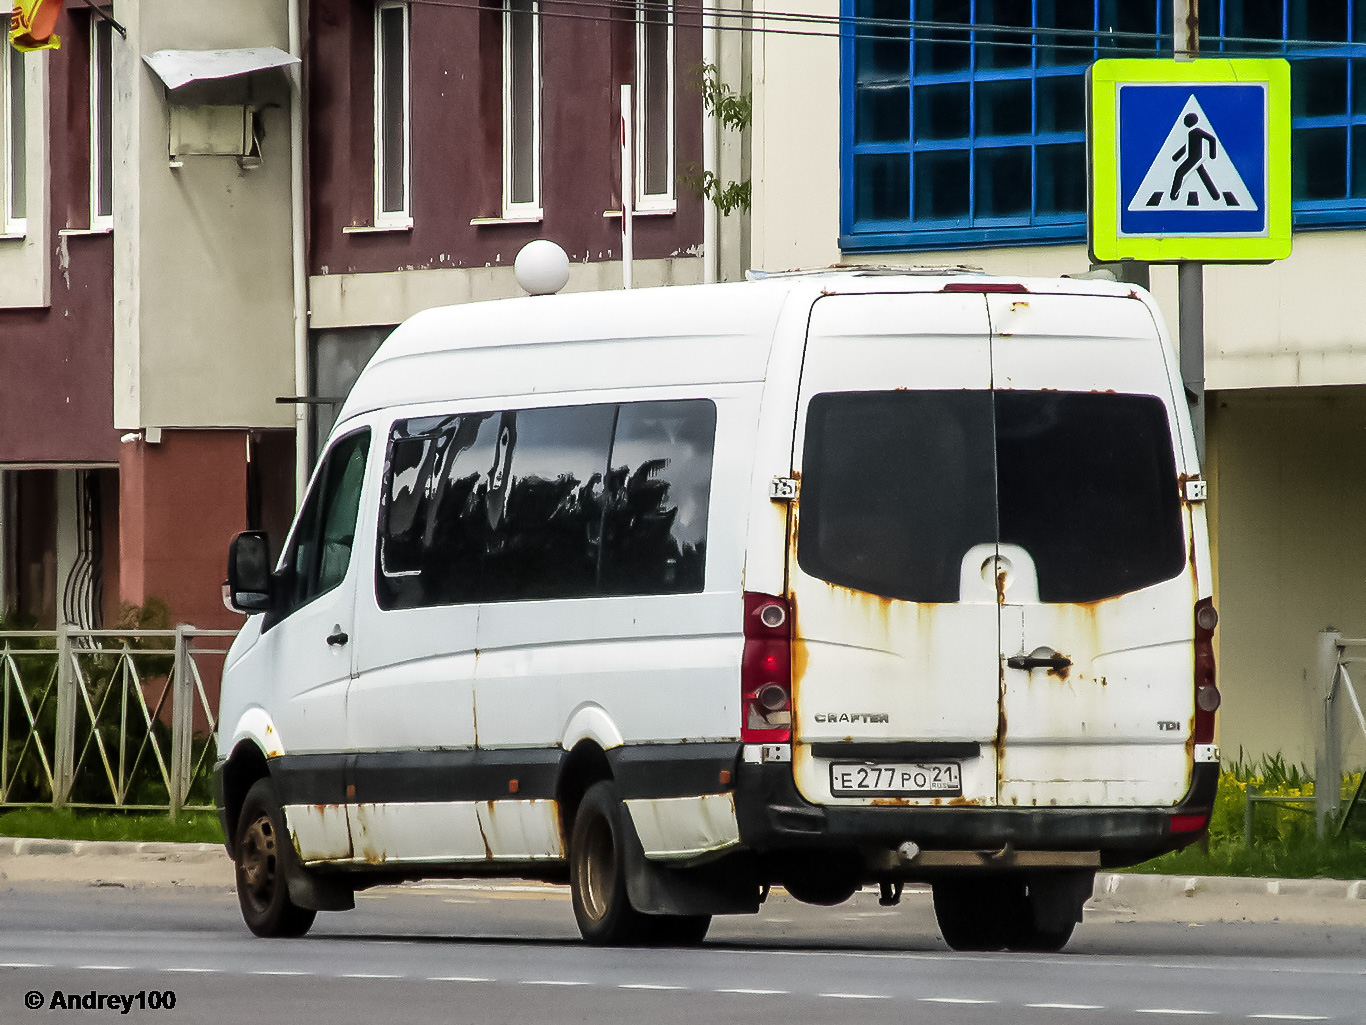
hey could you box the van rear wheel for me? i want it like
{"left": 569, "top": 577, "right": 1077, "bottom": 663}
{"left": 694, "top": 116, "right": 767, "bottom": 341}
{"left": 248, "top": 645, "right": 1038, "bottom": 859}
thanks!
{"left": 569, "top": 781, "right": 711, "bottom": 946}
{"left": 234, "top": 778, "right": 317, "bottom": 938}
{"left": 931, "top": 877, "right": 1020, "bottom": 952}
{"left": 570, "top": 781, "right": 653, "bottom": 945}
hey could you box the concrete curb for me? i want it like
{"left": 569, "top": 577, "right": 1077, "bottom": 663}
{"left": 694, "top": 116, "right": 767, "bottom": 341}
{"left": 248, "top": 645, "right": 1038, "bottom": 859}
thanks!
{"left": 0, "top": 837, "right": 224, "bottom": 860}
{"left": 1094, "top": 871, "right": 1366, "bottom": 902}
{"left": 1, "top": 837, "right": 1364, "bottom": 901}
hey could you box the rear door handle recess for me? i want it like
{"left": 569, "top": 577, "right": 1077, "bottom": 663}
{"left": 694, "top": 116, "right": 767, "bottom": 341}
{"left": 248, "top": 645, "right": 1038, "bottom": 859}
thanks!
{"left": 1007, "top": 652, "right": 1071, "bottom": 671}
{"left": 326, "top": 626, "right": 349, "bottom": 647}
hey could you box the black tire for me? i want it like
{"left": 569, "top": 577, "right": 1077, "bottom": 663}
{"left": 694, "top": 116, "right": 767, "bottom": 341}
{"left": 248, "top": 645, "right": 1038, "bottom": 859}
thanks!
{"left": 234, "top": 778, "right": 317, "bottom": 938}
{"left": 570, "top": 781, "right": 653, "bottom": 945}
{"left": 642, "top": 912, "right": 712, "bottom": 947}
{"left": 1005, "top": 918, "right": 1075, "bottom": 953}
{"left": 568, "top": 780, "right": 711, "bottom": 946}
{"left": 932, "top": 877, "right": 1022, "bottom": 952}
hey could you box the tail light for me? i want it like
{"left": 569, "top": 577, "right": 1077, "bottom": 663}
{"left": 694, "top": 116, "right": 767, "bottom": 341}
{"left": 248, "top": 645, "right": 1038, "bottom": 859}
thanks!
{"left": 742, "top": 591, "right": 791, "bottom": 743}
{"left": 1194, "top": 597, "right": 1220, "bottom": 745}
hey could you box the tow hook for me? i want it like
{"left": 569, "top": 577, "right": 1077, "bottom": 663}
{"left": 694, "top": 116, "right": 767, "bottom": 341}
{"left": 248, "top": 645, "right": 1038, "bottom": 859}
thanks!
{"left": 878, "top": 880, "right": 903, "bottom": 907}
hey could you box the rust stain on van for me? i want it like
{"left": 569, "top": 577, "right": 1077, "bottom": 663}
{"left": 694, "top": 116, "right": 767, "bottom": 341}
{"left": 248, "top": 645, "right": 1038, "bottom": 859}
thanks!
{"left": 870, "top": 797, "right": 910, "bottom": 807}
{"left": 947, "top": 796, "right": 979, "bottom": 806}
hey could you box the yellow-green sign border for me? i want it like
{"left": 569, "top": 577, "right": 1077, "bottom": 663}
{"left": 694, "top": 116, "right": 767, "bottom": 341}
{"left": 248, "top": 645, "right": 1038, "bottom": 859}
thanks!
{"left": 1089, "top": 57, "right": 1291, "bottom": 264}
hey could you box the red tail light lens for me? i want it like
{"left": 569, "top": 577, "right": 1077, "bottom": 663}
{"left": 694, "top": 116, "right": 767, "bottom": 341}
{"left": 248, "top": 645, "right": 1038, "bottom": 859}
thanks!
{"left": 1170, "top": 813, "right": 1208, "bottom": 833}
{"left": 1194, "top": 597, "right": 1219, "bottom": 744}
{"left": 742, "top": 591, "right": 791, "bottom": 743}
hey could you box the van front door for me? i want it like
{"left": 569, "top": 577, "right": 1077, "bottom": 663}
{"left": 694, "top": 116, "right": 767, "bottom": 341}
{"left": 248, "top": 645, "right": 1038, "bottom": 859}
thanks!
{"left": 988, "top": 292, "right": 1196, "bottom": 808}
{"left": 788, "top": 292, "right": 1001, "bottom": 808}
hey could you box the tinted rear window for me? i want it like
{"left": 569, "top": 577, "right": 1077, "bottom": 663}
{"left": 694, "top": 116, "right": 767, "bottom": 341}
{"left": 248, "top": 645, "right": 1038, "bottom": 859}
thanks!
{"left": 799, "top": 390, "right": 1185, "bottom": 604}
{"left": 996, "top": 391, "right": 1184, "bottom": 602}
{"left": 797, "top": 391, "right": 997, "bottom": 603}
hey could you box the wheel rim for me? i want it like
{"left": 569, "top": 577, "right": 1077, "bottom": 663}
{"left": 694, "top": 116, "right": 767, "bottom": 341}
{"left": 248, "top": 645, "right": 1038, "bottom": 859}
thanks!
{"left": 238, "top": 814, "right": 278, "bottom": 913}
{"left": 577, "top": 814, "right": 616, "bottom": 923}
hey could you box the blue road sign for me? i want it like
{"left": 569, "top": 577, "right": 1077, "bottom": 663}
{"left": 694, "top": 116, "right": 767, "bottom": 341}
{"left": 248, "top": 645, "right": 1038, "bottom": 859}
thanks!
{"left": 1118, "top": 83, "right": 1267, "bottom": 238}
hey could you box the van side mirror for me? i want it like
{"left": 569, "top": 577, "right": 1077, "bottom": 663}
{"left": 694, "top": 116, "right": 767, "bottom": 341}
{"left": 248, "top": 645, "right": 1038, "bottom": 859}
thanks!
{"left": 228, "top": 532, "right": 274, "bottom": 613}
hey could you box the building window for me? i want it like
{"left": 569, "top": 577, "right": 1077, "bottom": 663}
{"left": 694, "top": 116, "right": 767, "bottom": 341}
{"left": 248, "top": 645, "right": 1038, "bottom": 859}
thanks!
{"left": 503, "top": 0, "right": 542, "bottom": 217}
{"left": 3, "top": 29, "right": 26, "bottom": 234}
{"left": 374, "top": 2, "right": 411, "bottom": 227}
{"left": 90, "top": 16, "right": 113, "bottom": 230}
{"left": 636, "top": 0, "right": 674, "bottom": 208}
{"left": 842, "top": 0, "right": 1366, "bottom": 252}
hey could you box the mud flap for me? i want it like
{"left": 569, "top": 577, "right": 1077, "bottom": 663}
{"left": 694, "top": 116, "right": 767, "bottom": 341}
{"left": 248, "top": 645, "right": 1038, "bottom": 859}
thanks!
{"left": 1028, "top": 868, "right": 1094, "bottom": 932}
{"left": 615, "top": 797, "right": 760, "bottom": 916}
{"left": 281, "top": 848, "right": 356, "bottom": 912}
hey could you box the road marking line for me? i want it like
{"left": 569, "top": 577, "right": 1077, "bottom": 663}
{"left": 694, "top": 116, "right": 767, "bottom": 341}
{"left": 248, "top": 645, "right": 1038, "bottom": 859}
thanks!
{"left": 78, "top": 965, "right": 131, "bottom": 971}
{"left": 619, "top": 984, "right": 686, "bottom": 991}
{"left": 521, "top": 980, "right": 589, "bottom": 986}
{"left": 820, "top": 993, "right": 890, "bottom": 1000}
{"left": 0, "top": 963, "right": 52, "bottom": 969}
{"left": 342, "top": 973, "right": 403, "bottom": 979}
{"left": 1028, "top": 1004, "right": 1105, "bottom": 1010}
{"left": 921, "top": 997, "right": 997, "bottom": 1004}
{"left": 717, "top": 989, "right": 788, "bottom": 996}
{"left": 429, "top": 976, "right": 493, "bottom": 983}
{"left": 1135, "top": 1011, "right": 1215, "bottom": 1016}
{"left": 252, "top": 970, "right": 308, "bottom": 976}
{"left": 165, "top": 968, "right": 219, "bottom": 974}
{"left": 1248, "top": 1017, "right": 1332, "bottom": 1021}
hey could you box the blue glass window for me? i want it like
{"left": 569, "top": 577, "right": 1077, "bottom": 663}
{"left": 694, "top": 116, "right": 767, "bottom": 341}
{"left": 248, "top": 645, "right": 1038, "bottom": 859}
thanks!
{"left": 842, "top": 0, "right": 1366, "bottom": 251}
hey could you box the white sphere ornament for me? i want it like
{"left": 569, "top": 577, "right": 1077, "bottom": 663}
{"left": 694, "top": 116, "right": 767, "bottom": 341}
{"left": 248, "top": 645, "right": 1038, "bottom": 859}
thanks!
{"left": 514, "top": 239, "right": 570, "bottom": 296}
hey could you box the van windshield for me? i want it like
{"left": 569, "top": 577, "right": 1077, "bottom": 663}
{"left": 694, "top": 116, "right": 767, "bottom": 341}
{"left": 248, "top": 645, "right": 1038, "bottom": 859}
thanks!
{"left": 798, "top": 390, "right": 1185, "bottom": 604}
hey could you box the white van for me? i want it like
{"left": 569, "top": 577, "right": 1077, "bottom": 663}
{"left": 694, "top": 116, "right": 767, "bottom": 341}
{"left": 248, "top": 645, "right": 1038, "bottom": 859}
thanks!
{"left": 215, "top": 270, "right": 1220, "bottom": 951}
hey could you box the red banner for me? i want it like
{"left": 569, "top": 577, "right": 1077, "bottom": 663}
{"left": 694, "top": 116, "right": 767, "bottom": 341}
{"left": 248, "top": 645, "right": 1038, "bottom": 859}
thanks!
{"left": 10, "top": 0, "right": 65, "bottom": 52}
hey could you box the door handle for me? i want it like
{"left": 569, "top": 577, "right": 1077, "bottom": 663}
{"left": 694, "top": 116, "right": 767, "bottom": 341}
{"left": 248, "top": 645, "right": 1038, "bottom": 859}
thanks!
{"left": 326, "top": 626, "right": 349, "bottom": 647}
{"left": 1007, "top": 651, "right": 1071, "bottom": 671}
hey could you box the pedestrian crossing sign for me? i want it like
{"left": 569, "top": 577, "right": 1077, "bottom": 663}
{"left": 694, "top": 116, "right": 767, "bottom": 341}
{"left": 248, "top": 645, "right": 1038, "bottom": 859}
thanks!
{"left": 1089, "top": 58, "right": 1291, "bottom": 263}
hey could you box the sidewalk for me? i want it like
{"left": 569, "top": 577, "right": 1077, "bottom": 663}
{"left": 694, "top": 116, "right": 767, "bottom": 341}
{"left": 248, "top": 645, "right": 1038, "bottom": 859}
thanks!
{"left": 1, "top": 837, "right": 1363, "bottom": 924}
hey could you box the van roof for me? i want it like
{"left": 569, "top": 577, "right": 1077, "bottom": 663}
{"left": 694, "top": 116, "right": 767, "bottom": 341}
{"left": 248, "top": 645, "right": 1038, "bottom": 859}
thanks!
{"left": 334, "top": 272, "right": 1151, "bottom": 426}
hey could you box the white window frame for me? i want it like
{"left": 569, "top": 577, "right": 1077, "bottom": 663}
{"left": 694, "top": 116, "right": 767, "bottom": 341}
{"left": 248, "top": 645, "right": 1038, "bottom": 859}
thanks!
{"left": 373, "top": 1, "right": 412, "bottom": 228}
{"left": 501, "top": 0, "right": 542, "bottom": 219}
{"left": 634, "top": 0, "right": 674, "bottom": 211}
{"left": 2, "top": 33, "right": 26, "bottom": 236}
{"left": 89, "top": 16, "right": 114, "bottom": 232}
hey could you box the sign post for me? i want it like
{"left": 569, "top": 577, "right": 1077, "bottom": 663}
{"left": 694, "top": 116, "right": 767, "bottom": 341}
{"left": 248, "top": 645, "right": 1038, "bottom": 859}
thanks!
{"left": 1089, "top": 45, "right": 1290, "bottom": 463}
{"left": 1175, "top": 0, "right": 1204, "bottom": 461}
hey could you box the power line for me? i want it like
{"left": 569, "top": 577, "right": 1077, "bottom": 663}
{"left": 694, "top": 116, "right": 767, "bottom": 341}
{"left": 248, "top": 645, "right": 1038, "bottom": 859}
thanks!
{"left": 410, "top": 0, "right": 1366, "bottom": 51}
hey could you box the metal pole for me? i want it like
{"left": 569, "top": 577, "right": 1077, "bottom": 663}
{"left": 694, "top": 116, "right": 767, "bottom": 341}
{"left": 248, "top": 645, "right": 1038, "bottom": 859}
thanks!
{"left": 170, "top": 624, "right": 193, "bottom": 819}
{"left": 1174, "top": 1, "right": 1206, "bottom": 463}
{"left": 54, "top": 625, "right": 74, "bottom": 807}
{"left": 620, "top": 84, "right": 634, "bottom": 290}
{"left": 1314, "top": 629, "right": 1342, "bottom": 836}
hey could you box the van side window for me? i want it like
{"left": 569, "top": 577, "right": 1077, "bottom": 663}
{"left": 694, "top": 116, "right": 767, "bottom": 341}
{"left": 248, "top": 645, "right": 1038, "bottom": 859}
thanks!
{"left": 798, "top": 391, "right": 997, "bottom": 603}
{"left": 377, "top": 413, "right": 501, "bottom": 610}
{"left": 601, "top": 399, "right": 715, "bottom": 595}
{"left": 480, "top": 404, "right": 615, "bottom": 601}
{"left": 376, "top": 399, "right": 716, "bottom": 608}
{"left": 270, "top": 428, "right": 372, "bottom": 627}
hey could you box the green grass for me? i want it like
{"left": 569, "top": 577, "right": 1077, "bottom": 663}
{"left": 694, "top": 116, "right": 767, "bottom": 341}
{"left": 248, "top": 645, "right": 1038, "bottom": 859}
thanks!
{"left": 0, "top": 807, "right": 224, "bottom": 845}
{"left": 1130, "top": 834, "right": 1366, "bottom": 879}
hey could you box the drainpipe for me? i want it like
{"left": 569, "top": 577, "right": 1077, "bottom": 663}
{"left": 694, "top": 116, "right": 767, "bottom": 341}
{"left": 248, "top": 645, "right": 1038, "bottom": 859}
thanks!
{"left": 701, "top": 8, "right": 717, "bottom": 283}
{"left": 288, "top": 0, "right": 310, "bottom": 505}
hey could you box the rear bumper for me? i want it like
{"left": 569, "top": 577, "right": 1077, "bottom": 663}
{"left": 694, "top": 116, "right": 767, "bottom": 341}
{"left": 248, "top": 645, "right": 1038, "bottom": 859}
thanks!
{"left": 732, "top": 759, "right": 1219, "bottom": 868}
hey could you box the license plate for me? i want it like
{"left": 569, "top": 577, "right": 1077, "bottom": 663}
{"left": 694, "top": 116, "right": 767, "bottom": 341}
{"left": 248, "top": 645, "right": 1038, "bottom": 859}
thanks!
{"left": 829, "top": 761, "right": 962, "bottom": 797}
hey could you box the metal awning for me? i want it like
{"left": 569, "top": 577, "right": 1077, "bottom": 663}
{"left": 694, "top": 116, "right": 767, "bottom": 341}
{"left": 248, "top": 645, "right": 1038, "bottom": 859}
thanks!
{"left": 142, "top": 47, "right": 298, "bottom": 91}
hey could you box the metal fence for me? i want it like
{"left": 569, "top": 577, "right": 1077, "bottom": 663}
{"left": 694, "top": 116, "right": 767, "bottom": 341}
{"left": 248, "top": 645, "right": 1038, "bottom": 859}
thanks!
{"left": 0, "top": 627, "right": 236, "bottom": 818}
{"left": 1313, "top": 630, "right": 1366, "bottom": 835}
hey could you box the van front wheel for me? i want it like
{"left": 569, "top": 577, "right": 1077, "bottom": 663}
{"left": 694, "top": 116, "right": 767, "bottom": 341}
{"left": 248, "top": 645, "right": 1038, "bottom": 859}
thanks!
{"left": 234, "top": 778, "right": 317, "bottom": 938}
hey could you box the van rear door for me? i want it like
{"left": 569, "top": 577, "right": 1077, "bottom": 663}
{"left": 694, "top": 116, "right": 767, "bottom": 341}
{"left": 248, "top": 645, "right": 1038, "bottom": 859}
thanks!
{"left": 988, "top": 292, "right": 1195, "bottom": 808}
{"left": 788, "top": 292, "right": 1002, "bottom": 807}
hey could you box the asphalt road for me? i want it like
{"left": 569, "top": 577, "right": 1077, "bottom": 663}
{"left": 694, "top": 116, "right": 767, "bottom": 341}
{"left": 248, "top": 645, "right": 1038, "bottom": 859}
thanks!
{"left": 1, "top": 879, "right": 1364, "bottom": 1024}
